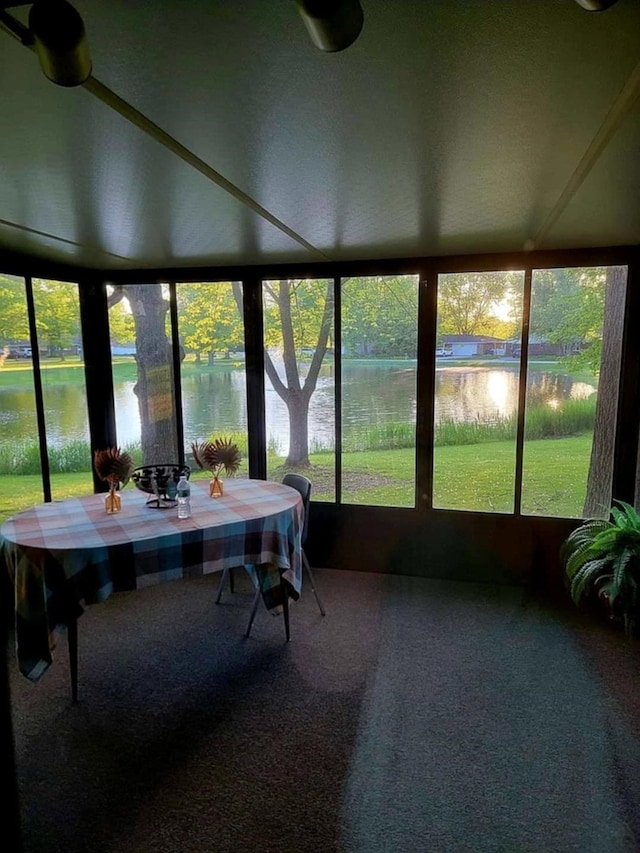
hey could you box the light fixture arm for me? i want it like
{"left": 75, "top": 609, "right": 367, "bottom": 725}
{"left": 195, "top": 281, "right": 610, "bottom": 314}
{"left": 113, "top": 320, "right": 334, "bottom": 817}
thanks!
{"left": 0, "top": 7, "right": 34, "bottom": 46}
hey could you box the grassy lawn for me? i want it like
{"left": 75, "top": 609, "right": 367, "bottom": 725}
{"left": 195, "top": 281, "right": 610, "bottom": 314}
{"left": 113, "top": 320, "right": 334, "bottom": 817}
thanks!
{"left": 299, "top": 435, "right": 590, "bottom": 516}
{"left": 0, "top": 436, "right": 593, "bottom": 525}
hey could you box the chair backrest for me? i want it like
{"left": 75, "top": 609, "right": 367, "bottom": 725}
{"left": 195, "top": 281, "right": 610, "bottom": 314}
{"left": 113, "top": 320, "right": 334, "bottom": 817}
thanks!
{"left": 282, "top": 473, "right": 311, "bottom": 545}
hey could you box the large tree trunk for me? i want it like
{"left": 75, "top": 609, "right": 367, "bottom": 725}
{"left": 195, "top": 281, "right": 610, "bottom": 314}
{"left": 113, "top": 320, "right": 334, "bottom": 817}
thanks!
{"left": 123, "top": 284, "right": 179, "bottom": 464}
{"left": 583, "top": 267, "right": 626, "bottom": 518}
{"left": 286, "top": 390, "right": 311, "bottom": 467}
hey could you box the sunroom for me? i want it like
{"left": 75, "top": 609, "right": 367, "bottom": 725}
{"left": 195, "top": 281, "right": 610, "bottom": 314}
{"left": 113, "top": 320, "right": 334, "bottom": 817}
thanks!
{"left": 2, "top": 2, "right": 640, "bottom": 852}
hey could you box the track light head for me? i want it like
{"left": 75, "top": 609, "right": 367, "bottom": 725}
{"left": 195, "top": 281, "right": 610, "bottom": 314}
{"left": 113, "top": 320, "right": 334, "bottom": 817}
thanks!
{"left": 573, "top": 0, "right": 621, "bottom": 10}
{"left": 297, "top": 0, "right": 364, "bottom": 53}
{"left": 28, "top": 0, "right": 91, "bottom": 86}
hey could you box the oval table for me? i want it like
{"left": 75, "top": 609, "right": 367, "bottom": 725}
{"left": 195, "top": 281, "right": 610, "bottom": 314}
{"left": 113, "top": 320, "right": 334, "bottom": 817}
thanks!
{"left": 1, "top": 478, "right": 303, "bottom": 698}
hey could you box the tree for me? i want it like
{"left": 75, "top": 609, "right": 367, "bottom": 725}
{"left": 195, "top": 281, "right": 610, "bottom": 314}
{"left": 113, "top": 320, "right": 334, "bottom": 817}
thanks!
{"left": 529, "top": 265, "right": 622, "bottom": 517}
{"left": 32, "top": 279, "right": 79, "bottom": 358}
{"left": 263, "top": 279, "right": 333, "bottom": 467}
{"left": 341, "top": 276, "right": 418, "bottom": 356}
{"left": 530, "top": 267, "right": 606, "bottom": 362}
{"left": 582, "top": 267, "right": 626, "bottom": 517}
{"left": 176, "top": 282, "right": 243, "bottom": 364}
{"left": 0, "top": 275, "right": 30, "bottom": 344}
{"left": 437, "top": 272, "right": 518, "bottom": 336}
{"left": 108, "top": 284, "right": 179, "bottom": 463}
{"left": 108, "top": 298, "right": 136, "bottom": 347}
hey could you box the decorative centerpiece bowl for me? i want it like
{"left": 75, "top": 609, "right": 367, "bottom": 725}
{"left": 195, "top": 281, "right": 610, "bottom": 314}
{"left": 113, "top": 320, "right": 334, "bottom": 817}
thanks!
{"left": 132, "top": 464, "right": 190, "bottom": 509}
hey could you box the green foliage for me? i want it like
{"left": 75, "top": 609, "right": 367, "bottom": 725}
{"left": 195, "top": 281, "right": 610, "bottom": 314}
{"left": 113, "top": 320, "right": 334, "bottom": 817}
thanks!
{"left": 32, "top": 279, "right": 80, "bottom": 355}
{"left": 176, "top": 282, "right": 243, "bottom": 358}
{"left": 562, "top": 500, "right": 640, "bottom": 636}
{"left": 437, "top": 271, "right": 519, "bottom": 337}
{"left": 0, "top": 274, "right": 30, "bottom": 342}
{"left": 263, "top": 278, "right": 333, "bottom": 353}
{"left": 342, "top": 276, "right": 418, "bottom": 357}
{"left": 108, "top": 298, "right": 136, "bottom": 345}
{"left": 530, "top": 267, "right": 613, "bottom": 375}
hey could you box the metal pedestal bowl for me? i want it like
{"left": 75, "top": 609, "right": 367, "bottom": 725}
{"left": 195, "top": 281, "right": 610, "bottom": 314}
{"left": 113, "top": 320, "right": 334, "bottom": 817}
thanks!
{"left": 131, "top": 464, "right": 190, "bottom": 509}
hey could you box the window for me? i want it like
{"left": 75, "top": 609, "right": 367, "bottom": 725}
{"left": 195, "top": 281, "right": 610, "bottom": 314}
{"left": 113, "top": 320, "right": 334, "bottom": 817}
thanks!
{"left": 521, "top": 266, "right": 626, "bottom": 519}
{"left": 32, "top": 279, "right": 92, "bottom": 502}
{"left": 0, "top": 275, "right": 41, "bottom": 520}
{"left": 107, "top": 283, "right": 179, "bottom": 467}
{"left": 433, "top": 271, "right": 525, "bottom": 513}
{"left": 263, "top": 279, "right": 335, "bottom": 501}
{"left": 176, "top": 281, "right": 249, "bottom": 478}
{"left": 341, "top": 275, "right": 419, "bottom": 507}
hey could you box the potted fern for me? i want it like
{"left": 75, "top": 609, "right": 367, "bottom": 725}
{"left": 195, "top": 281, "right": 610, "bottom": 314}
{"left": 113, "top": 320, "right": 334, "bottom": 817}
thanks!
{"left": 561, "top": 500, "right": 640, "bottom": 637}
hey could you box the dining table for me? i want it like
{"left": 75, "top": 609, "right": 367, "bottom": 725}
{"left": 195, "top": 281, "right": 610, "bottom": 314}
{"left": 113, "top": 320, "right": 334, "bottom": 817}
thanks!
{"left": 0, "top": 477, "right": 303, "bottom": 699}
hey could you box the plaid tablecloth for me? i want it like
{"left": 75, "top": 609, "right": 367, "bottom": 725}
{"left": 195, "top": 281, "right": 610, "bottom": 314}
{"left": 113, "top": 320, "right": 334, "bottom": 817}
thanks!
{"left": 0, "top": 478, "right": 303, "bottom": 681}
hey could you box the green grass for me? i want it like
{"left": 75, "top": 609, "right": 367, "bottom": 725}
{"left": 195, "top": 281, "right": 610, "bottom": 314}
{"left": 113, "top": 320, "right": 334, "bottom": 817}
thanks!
{"left": 0, "top": 437, "right": 594, "bottom": 523}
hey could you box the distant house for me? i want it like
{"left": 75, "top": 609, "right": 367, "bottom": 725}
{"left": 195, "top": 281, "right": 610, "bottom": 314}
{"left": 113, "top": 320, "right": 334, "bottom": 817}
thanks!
{"left": 2, "top": 340, "right": 33, "bottom": 358}
{"left": 111, "top": 344, "right": 137, "bottom": 356}
{"left": 505, "top": 335, "right": 564, "bottom": 358}
{"left": 441, "top": 335, "right": 506, "bottom": 357}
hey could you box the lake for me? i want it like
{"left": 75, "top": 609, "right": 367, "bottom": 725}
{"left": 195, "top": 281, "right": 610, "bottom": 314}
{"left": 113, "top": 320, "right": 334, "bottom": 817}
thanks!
{"left": 0, "top": 361, "right": 596, "bottom": 454}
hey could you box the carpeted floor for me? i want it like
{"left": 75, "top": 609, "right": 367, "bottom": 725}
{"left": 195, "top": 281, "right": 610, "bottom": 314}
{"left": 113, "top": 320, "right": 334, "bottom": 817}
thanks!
{"left": 8, "top": 569, "right": 640, "bottom": 853}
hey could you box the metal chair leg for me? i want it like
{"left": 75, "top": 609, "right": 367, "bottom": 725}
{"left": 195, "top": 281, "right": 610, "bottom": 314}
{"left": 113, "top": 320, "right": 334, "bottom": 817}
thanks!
{"left": 245, "top": 571, "right": 291, "bottom": 642}
{"left": 215, "top": 566, "right": 231, "bottom": 603}
{"left": 245, "top": 586, "right": 261, "bottom": 638}
{"left": 67, "top": 616, "right": 78, "bottom": 703}
{"left": 303, "top": 550, "right": 326, "bottom": 616}
{"left": 281, "top": 580, "right": 290, "bottom": 642}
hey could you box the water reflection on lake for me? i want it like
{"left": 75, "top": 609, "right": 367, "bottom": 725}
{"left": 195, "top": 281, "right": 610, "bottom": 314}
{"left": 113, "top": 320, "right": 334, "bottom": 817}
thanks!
{"left": 0, "top": 361, "right": 596, "bottom": 453}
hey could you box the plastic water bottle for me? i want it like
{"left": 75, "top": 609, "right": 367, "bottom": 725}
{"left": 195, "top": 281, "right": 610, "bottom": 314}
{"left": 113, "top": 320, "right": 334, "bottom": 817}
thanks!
{"left": 177, "top": 474, "right": 191, "bottom": 519}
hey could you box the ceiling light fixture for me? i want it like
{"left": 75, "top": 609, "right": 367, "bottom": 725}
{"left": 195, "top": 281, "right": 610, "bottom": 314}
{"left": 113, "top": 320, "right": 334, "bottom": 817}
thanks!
{"left": 28, "top": 0, "right": 91, "bottom": 86}
{"left": 573, "top": 0, "right": 621, "bottom": 10}
{"left": 0, "top": 0, "right": 91, "bottom": 86}
{"left": 297, "top": 0, "right": 364, "bottom": 52}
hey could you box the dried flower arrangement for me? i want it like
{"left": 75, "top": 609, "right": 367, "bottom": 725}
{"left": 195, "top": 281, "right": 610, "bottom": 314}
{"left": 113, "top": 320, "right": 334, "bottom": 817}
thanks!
{"left": 191, "top": 436, "right": 242, "bottom": 497}
{"left": 93, "top": 446, "right": 134, "bottom": 513}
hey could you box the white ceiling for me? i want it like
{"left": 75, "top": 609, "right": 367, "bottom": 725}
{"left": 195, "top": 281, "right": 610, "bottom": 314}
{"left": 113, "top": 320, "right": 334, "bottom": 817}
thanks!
{"left": 1, "top": 0, "right": 640, "bottom": 271}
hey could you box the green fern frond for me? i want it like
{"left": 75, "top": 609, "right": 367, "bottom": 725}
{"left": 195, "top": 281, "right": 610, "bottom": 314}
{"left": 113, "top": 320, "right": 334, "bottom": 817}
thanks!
{"left": 611, "top": 551, "right": 633, "bottom": 596}
{"left": 570, "top": 559, "right": 612, "bottom": 605}
{"left": 564, "top": 540, "right": 609, "bottom": 578}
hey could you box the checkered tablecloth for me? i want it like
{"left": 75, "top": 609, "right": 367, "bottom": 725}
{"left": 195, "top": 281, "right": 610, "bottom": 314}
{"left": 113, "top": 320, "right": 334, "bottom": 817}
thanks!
{"left": 0, "top": 478, "right": 303, "bottom": 681}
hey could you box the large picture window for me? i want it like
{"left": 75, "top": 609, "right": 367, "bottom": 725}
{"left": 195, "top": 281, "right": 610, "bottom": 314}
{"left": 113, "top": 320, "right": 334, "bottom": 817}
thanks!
{"left": 521, "top": 266, "right": 627, "bottom": 519}
{"left": 32, "top": 279, "right": 92, "bottom": 502}
{"left": 263, "top": 279, "right": 335, "bottom": 501}
{"left": 433, "top": 270, "right": 525, "bottom": 513}
{"left": 176, "top": 281, "right": 249, "bottom": 478}
{"left": 341, "top": 275, "right": 419, "bottom": 508}
{"left": 1, "top": 257, "right": 634, "bottom": 525}
{"left": 0, "top": 275, "right": 41, "bottom": 520}
{"left": 107, "top": 283, "right": 179, "bottom": 467}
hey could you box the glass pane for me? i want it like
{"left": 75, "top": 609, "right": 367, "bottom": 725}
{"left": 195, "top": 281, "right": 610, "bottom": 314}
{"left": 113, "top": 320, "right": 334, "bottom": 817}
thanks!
{"left": 176, "top": 281, "right": 249, "bottom": 481}
{"left": 263, "top": 279, "right": 335, "bottom": 501}
{"left": 32, "top": 279, "right": 92, "bottom": 501}
{"left": 341, "top": 275, "right": 419, "bottom": 507}
{"left": 433, "top": 270, "right": 525, "bottom": 513}
{"left": 521, "top": 266, "right": 626, "bottom": 519}
{"left": 0, "top": 275, "right": 42, "bottom": 520}
{"left": 107, "top": 284, "right": 179, "bottom": 474}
